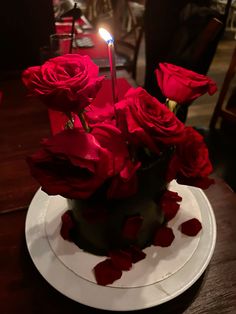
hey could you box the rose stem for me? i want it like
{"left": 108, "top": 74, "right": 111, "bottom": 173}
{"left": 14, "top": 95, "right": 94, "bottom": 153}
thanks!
{"left": 78, "top": 111, "right": 91, "bottom": 133}
{"left": 65, "top": 112, "right": 74, "bottom": 129}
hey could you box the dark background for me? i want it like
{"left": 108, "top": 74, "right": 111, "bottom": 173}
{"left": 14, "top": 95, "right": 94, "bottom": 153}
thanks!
{"left": 0, "top": 0, "right": 55, "bottom": 73}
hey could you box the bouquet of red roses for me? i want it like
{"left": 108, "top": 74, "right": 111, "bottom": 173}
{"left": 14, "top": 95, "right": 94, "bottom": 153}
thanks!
{"left": 22, "top": 55, "right": 216, "bottom": 198}
{"left": 22, "top": 54, "right": 217, "bottom": 285}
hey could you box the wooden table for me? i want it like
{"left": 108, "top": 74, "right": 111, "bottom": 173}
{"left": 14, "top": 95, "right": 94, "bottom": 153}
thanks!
{"left": 1, "top": 77, "right": 236, "bottom": 313}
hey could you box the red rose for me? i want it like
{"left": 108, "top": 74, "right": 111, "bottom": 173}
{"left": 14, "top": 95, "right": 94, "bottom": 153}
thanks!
{"left": 155, "top": 63, "right": 217, "bottom": 104}
{"left": 167, "top": 127, "right": 213, "bottom": 189}
{"left": 85, "top": 101, "right": 115, "bottom": 125}
{"left": 27, "top": 124, "right": 131, "bottom": 199}
{"left": 22, "top": 54, "right": 104, "bottom": 113}
{"left": 115, "top": 87, "right": 185, "bottom": 154}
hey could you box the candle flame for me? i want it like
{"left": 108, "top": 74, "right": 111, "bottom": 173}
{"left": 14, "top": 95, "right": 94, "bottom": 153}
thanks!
{"left": 99, "top": 28, "right": 113, "bottom": 43}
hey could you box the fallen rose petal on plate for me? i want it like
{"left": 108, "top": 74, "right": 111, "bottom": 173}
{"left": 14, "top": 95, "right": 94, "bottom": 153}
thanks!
{"left": 153, "top": 226, "right": 175, "bottom": 247}
{"left": 180, "top": 218, "right": 202, "bottom": 236}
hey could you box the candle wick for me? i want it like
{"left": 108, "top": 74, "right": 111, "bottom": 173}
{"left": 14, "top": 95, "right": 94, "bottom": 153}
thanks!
{"left": 98, "top": 28, "right": 118, "bottom": 104}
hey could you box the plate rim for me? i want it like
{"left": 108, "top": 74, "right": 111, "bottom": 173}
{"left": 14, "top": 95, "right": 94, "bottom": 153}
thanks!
{"left": 25, "top": 183, "right": 217, "bottom": 311}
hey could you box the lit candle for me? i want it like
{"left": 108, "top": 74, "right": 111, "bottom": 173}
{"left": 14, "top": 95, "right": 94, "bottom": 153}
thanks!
{"left": 99, "top": 28, "right": 118, "bottom": 104}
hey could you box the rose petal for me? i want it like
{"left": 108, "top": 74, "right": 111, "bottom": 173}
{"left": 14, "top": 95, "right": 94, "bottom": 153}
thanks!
{"left": 107, "top": 172, "right": 138, "bottom": 199}
{"left": 153, "top": 226, "right": 175, "bottom": 247}
{"left": 124, "top": 245, "right": 146, "bottom": 263}
{"left": 93, "top": 259, "right": 122, "bottom": 286}
{"left": 155, "top": 62, "right": 217, "bottom": 104}
{"left": 168, "top": 127, "right": 214, "bottom": 186}
{"left": 162, "top": 190, "right": 182, "bottom": 202}
{"left": 60, "top": 210, "right": 75, "bottom": 241}
{"left": 180, "top": 218, "right": 202, "bottom": 236}
{"left": 161, "top": 200, "right": 180, "bottom": 222}
{"left": 122, "top": 215, "right": 144, "bottom": 240}
{"left": 158, "top": 190, "right": 182, "bottom": 221}
{"left": 109, "top": 250, "right": 132, "bottom": 270}
{"left": 27, "top": 123, "right": 132, "bottom": 200}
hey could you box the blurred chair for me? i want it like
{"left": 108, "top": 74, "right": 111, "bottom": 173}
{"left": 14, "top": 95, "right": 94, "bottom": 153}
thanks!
{"left": 230, "top": 2, "right": 236, "bottom": 30}
{"left": 210, "top": 43, "right": 236, "bottom": 129}
{"left": 84, "top": 0, "right": 114, "bottom": 27}
{"left": 114, "top": 1, "right": 144, "bottom": 80}
{"left": 193, "top": 17, "right": 223, "bottom": 61}
{"left": 165, "top": 0, "right": 224, "bottom": 73}
{"left": 171, "top": 16, "right": 223, "bottom": 74}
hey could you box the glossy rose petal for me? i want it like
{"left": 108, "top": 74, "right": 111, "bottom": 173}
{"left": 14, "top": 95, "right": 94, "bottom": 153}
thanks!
{"left": 155, "top": 62, "right": 217, "bottom": 104}
{"left": 160, "top": 190, "right": 182, "bottom": 221}
{"left": 180, "top": 218, "right": 202, "bottom": 236}
{"left": 109, "top": 250, "right": 132, "bottom": 271}
{"left": 60, "top": 210, "right": 75, "bottom": 241}
{"left": 124, "top": 245, "right": 146, "bottom": 263}
{"left": 161, "top": 200, "right": 180, "bottom": 222}
{"left": 27, "top": 124, "right": 132, "bottom": 200}
{"left": 107, "top": 173, "right": 138, "bottom": 199}
{"left": 93, "top": 259, "right": 122, "bottom": 286}
{"left": 153, "top": 226, "right": 175, "bottom": 247}
{"left": 167, "top": 127, "right": 214, "bottom": 189}
{"left": 162, "top": 190, "right": 182, "bottom": 202}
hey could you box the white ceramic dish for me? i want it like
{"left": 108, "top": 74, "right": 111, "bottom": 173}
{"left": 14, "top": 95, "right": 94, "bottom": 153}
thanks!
{"left": 25, "top": 181, "right": 216, "bottom": 311}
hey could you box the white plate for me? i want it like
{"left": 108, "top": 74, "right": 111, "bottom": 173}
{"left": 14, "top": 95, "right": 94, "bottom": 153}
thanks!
{"left": 25, "top": 181, "right": 216, "bottom": 311}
